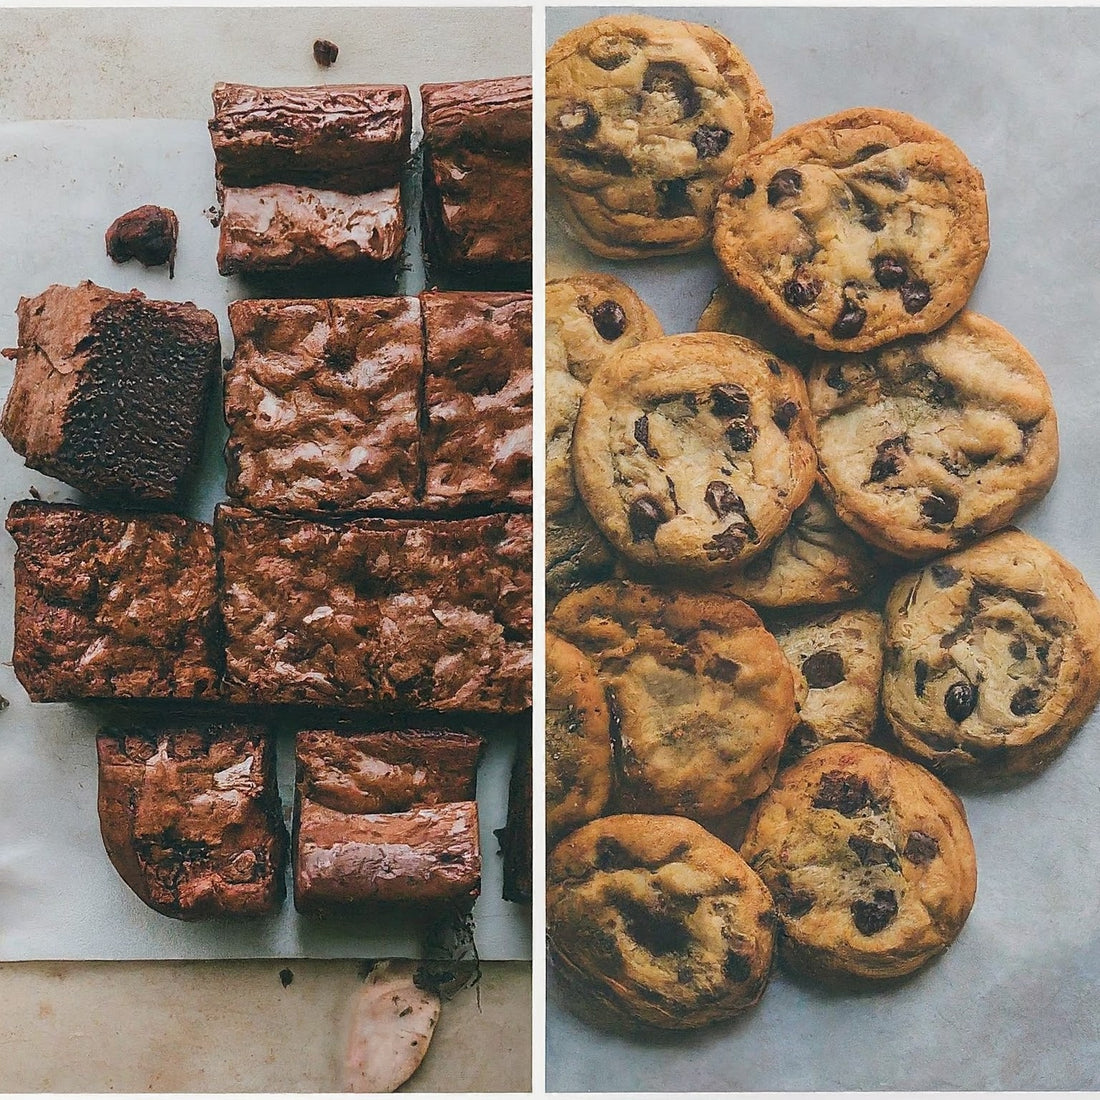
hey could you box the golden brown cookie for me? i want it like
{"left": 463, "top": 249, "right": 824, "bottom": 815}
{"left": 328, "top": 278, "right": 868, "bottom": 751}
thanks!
{"left": 742, "top": 743, "right": 977, "bottom": 982}
{"left": 548, "top": 814, "right": 776, "bottom": 1029}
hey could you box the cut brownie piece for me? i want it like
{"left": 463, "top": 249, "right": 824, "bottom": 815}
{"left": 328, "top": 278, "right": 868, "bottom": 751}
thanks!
{"left": 215, "top": 505, "right": 532, "bottom": 712}
{"left": 1, "top": 282, "right": 220, "bottom": 508}
{"left": 294, "top": 728, "right": 483, "bottom": 913}
{"left": 495, "top": 734, "right": 532, "bottom": 904}
{"left": 420, "top": 291, "right": 533, "bottom": 510}
{"left": 6, "top": 500, "right": 220, "bottom": 702}
{"left": 97, "top": 723, "right": 287, "bottom": 919}
{"left": 420, "top": 76, "right": 532, "bottom": 288}
{"left": 225, "top": 297, "right": 422, "bottom": 514}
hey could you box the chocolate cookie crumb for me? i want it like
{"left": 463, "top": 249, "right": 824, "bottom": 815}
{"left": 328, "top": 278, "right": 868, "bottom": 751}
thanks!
{"left": 279, "top": 967, "right": 294, "bottom": 987}
{"left": 105, "top": 205, "right": 179, "bottom": 278}
{"left": 313, "top": 39, "right": 339, "bottom": 66}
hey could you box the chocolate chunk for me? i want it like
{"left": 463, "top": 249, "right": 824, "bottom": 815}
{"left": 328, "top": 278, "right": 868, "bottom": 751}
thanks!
{"left": 861, "top": 167, "right": 909, "bottom": 191}
{"left": 869, "top": 435, "right": 908, "bottom": 482}
{"left": 1009, "top": 639, "right": 1029, "bottom": 661}
{"left": 919, "top": 366, "right": 955, "bottom": 405}
{"left": 914, "top": 658, "right": 929, "bottom": 698}
{"left": 765, "top": 358, "right": 782, "bottom": 377}
{"left": 832, "top": 298, "right": 867, "bottom": 339}
{"left": 801, "top": 649, "right": 845, "bottom": 689}
{"left": 105, "top": 205, "right": 179, "bottom": 278}
{"left": 633, "top": 414, "right": 658, "bottom": 457}
{"left": 930, "top": 563, "right": 962, "bottom": 588}
{"left": 628, "top": 495, "right": 667, "bottom": 542}
{"left": 854, "top": 143, "right": 889, "bottom": 161}
{"left": 693, "top": 125, "right": 731, "bottom": 158}
{"left": 591, "top": 298, "right": 627, "bottom": 341}
{"left": 855, "top": 194, "right": 885, "bottom": 232}
{"left": 564, "top": 146, "right": 632, "bottom": 176}
{"left": 732, "top": 176, "right": 756, "bottom": 199}
{"left": 851, "top": 889, "right": 898, "bottom": 935}
{"left": 825, "top": 361, "right": 849, "bottom": 393}
{"left": 766, "top": 168, "right": 803, "bottom": 206}
{"left": 590, "top": 37, "right": 632, "bottom": 70}
{"left": 726, "top": 423, "right": 758, "bottom": 452}
{"left": 704, "top": 518, "right": 757, "bottom": 560}
{"left": 665, "top": 475, "right": 682, "bottom": 514}
{"left": 872, "top": 255, "right": 908, "bottom": 289}
{"left": 703, "top": 656, "right": 740, "bottom": 682}
{"left": 615, "top": 894, "right": 691, "bottom": 956}
{"left": 1010, "top": 684, "right": 1041, "bottom": 716}
{"left": 944, "top": 681, "right": 978, "bottom": 722}
{"left": 557, "top": 101, "right": 599, "bottom": 141}
{"left": 903, "top": 831, "right": 939, "bottom": 864}
{"left": 595, "top": 836, "right": 634, "bottom": 872}
{"left": 847, "top": 835, "right": 900, "bottom": 870}
{"left": 312, "top": 39, "right": 338, "bottom": 67}
{"left": 900, "top": 279, "right": 932, "bottom": 313}
{"left": 773, "top": 400, "right": 799, "bottom": 431}
{"left": 921, "top": 492, "right": 959, "bottom": 525}
{"left": 772, "top": 873, "right": 814, "bottom": 917}
{"left": 812, "top": 772, "right": 876, "bottom": 816}
{"left": 642, "top": 61, "right": 701, "bottom": 118}
{"left": 722, "top": 950, "right": 752, "bottom": 983}
{"left": 655, "top": 178, "right": 693, "bottom": 218}
{"left": 783, "top": 270, "right": 822, "bottom": 309}
{"left": 704, "top": 480, "right": 745, "bottom": 519}
{"left": 711, "top": 383, "right": 751, "bottom": 418}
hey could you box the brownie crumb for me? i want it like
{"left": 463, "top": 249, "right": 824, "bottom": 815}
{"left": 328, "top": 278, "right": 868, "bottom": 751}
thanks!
{"left": 313, "top": 39, "right": 339, "bottom": 67}
{"left": 105, "top": 205, "right": 179, "bottom": 277}
{"left": 279, "top": 967, "right": 294, "bottom": 988}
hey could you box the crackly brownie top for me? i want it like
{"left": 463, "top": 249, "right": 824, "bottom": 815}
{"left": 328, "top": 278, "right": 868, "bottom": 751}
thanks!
{"left": 6, "top": 500, "right": 220, "bottom": 701}
{"left": 421, "top": 76, "right": 532, "bottom": 149}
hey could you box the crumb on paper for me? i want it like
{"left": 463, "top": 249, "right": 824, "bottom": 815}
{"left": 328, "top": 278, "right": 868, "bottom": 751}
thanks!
{"left": 313, "top": 39, "right": 339, "bottom": 67}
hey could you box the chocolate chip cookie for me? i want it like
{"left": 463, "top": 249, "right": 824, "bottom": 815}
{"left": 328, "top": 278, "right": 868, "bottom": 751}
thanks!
{"left": 882, "top": 529, "right": 1100, "bottom": 778}
{"left": 547, "top": 631, "right": 614, "bottom": 840}
{"left": 808, "top": 310, "right": 1059, "bottom": 559}
{"left": 713, "top": 108, "right": 989, "bottom": 351}
{"left": 548, "top": 581, "right": 797, "bottom": 817}
{"left": 546, "top": 14, "right": 773, "bottom": 257}
{"left": 742, "top": 742, "right": 977, "bottom": 982}
{"left": 770, "top": 608, "right": 885, "bottom": 766}
{"left": 547, "top": 272, "right": 662, "bottom": 603}
{"left": 573, "top": 332, "right": 816, "bottom": 575}
{"left": 548, "top": 814, "right": 776, "bottom": 1029}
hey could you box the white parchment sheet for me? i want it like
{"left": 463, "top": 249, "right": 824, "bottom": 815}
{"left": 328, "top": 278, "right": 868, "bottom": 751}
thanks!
{"left": 546, "top": 6, "right": 1100, "bottom": 1091}
{"left": 0, "top": 119, "right": 532, "bottom": 962}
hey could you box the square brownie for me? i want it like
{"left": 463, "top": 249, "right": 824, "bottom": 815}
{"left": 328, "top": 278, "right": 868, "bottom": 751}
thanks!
{"left": 97, "top": 723, "right": 287, "bottom": 919}
{"left": 225, "top": 297, "right": 422, "bottom": 514}
{"left": 420, "top": 291, "right": 533, "bottom": 511}
{"left": 215, "top": 505, "right": 532, "bottom": 712}
{"left": 420, "top": 77, "right": 532, "bottom": 288}
{"left": 1, "top": 282, "right": 220, "bottom": 508}
{"left": 293, "top": 728, "right": 483, "bottom": 913}
{"left": 6, "top": 500, "right": 221, "bottom": 702}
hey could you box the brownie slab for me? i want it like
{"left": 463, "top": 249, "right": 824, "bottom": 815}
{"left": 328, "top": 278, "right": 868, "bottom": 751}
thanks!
{"left": 97, "top": 724, "right": 287, "bottom": 919}
{"left": 225, "top": 297, "right": 422, "bottom": 514}
{"left": 420, "top": 77, "right": 532, "bottom": 287}
{"left": 1, "top": 282, "right": 220, "bottom": 508}
{"left": 420, "top": 291, "right": 533, "bottom": 510}
{"left": 215, "top": 506, "right": 532, "bottom": 711}
{"left": 7, "top": 500, "right": 220, "bottom": 702}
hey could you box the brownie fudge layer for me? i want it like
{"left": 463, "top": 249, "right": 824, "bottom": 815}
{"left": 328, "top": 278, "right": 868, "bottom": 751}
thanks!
{"left": 421, "top": 76, "right": 532, "bottom": 285}
{"left": 216, "top": 506, "right": 532, "bottom": 711}
{"left": 7, "top": 500, "right": 220, "bottom": 701}
{"left": 97, "top": 724, "right": 287, "bottom": 919}
{"left": 421, "top": 291, "right": 533, "bottom": 510}
{"left": 225, "top": 297, "right": 422, "bottom": 514}
{"left": 1, "top": 282, "right": 220, "bottom": 508}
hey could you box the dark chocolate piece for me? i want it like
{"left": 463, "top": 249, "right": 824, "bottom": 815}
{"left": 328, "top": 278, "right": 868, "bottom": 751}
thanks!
{"left": 105, "top": 205, "right": 179, "bottom": 277}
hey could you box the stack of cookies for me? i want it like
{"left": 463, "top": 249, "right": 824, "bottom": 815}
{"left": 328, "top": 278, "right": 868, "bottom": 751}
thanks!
{"left": 545, "top": 13, "right": 1100, "bottom": 1029}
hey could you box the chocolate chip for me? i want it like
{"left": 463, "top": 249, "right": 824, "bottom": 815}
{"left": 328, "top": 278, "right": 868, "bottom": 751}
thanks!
{"left": 914, "top": 658, "right": 929, "bottom": 698}
{"left": 772, "top": 874, "right": 815, "bottom": 917}
{"left": 693, "top": 126, "right": 731, "bottom": 158}
{"left": 832, "top": 298, "right": 867, "bottom": 339}
{"left": 722, "top": 950, "right": 752, "bottom": 983}
{"left": 861, "top": 167, "right": 909, "bottom": 191}
{"left": 765, "top": 358, "right": 782, "bottom": 377}
{"left": 704, "top": 518, "right": 758, "bottom": 560}
{"left": 655, "top": 178, "right": 693, "bottom": 218}
{"left": 812, "top": 772, "right": 876, "bottom": 816}
{"left": 903, "top": 831, "right": 939, "bottom": 864}
{"left": 704, "top": 656, "right": 740, "bottom": 682}
{"left": 825, "top": 361, "right": 849, "bottom": 393}
{"left": 642, "top": 61, "right": 701, "bottom": 118}
{"left": 732, "top": 177, "right": 756, "bottom": 199}
{"left": 595, "top": 837, "right": 634, "bottom": 872}
{"left": 726, "top": 423, "right": 758, "bottom": 451}
{"left": 557, "top": 101, "right": 599, "bottom": 140}
{"left": 854, "top": 142, "right": 889, "bottom": 161}
{"left": 628, "top": 495, "right": 667, "bottom": 542}
{"left": 900, "top": 279, "right": 932, "bottom": 313}
{"left": 615, "top": 894, "right": 692, "bottom": 956}
{"left": 711, "top": 383, "right": 751, "bottom": 418}
{"left": 869, "top": 435, "right": 908, "bottom": 482}
{"left": 930, "top": 563, "right": 962, "bottom": 588}
{"left": 704, "top": 480, "right": 745, "bottom": 519}
{"left": 773, "top": 400, "right": 799, "bottom": 431}
{"left": 783, "top": 270, "right": 822, "bottom": 309}
{"left": 767, "top": 168, "right": 803, "bottom": 205}
{"left": 1010, "top": 684, "right": 1041, "bottom": 716}
{"left": 848, "top": 835, "right": 900, "bottom": 870}
{"left": 665, "top": 475, "right": 683, "bottom": 514}
{"left": 802, "top": 649, "right": 845, "bottom": 689}
{"left": 591, "top": 298, "right": 627, "bottom": 340}
{"left": 944, "top": 681, "right": 978, "bottom": 722}
{"left": 851, "top": 890, "right": 898, "bottom": 935}
{"left": 872, "top": 255, "right": 908, "bottom": 288}
{"left": 1009, "top": 639, "right": 1029, "bottom": 661}
{"left": 921, "top": 492, "right": 959, "bottom": 525}
{"left": 312, "top": 39, "right": 338, "bottom": 67}
{"left": 633, "top": 414, "right": 657, "bottom": 457}
{"left": 855, "top": 193, "right": 885, "bottom": 232}
{"left": 590, "top": 37, "right": 632, "bottom": 70}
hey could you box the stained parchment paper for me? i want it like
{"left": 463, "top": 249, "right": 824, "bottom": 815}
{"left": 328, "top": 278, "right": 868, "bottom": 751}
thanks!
{"left": 546, "top": 6, "right": 1100, "bottom": 1090}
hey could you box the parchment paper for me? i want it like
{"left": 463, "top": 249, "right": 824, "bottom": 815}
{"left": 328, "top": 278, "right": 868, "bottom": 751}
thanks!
{"left": 546, "top": 6, "right": 1100, "bottom": 1090}
{"left": 0, "top": 118, "right": 532, "bottom": 962}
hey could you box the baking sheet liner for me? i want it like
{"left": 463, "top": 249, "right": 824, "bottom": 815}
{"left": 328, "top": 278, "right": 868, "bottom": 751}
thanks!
{"left": 546, "top": 5, "right": 1100, "bottom": 1090}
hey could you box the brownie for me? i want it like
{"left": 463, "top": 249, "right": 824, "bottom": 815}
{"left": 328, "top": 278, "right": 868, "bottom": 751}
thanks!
{"left": 495, "top": 734, "right": 532, "bottom": 904}
{"left": 1, "top": 282, "right": 220, "bottom": 508}
{"left": 225, "top": 297, "right": 422, "bottom": 514}
{"left": 97, "top": 723, "right": 287, "bottom": 919}
{"left": 215, "top": 505, "right": 532, "bottom": 712}
{"left": 420, "top": 291, "right": 533, "bottom": 510}
{"left": 6, "top": 500, "right": 221, "bottom": 702}
{"left": 293, "top": 728, "right": 483, "bottom": 913}
{"left": 420, "top": 76, "right": 532, "bottom": 288}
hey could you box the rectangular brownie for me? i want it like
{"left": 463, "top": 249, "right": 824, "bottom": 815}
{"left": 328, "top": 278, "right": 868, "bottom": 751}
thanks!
{"left": 420, "top": 291, "right": 533, "bottom": 511}
{"left": 420, "top": 76, "right": 532, "bottom": 288}
{"left": 7, "top": 500, "right": 221, "bottom": 702}
{"left": 215, "top": 505, "right": 532, "bottom": 712}
{"left": 1, "top": 281, "right": 220, "bottom": 508}
{"left": 97, "top": 723, "right": 287, "bottom": 919}
{"left": 225, "top": 297, "right": 422, "bottom": 514}
{"left": 294, "top": 728, "right": 483, "bottom": 913}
